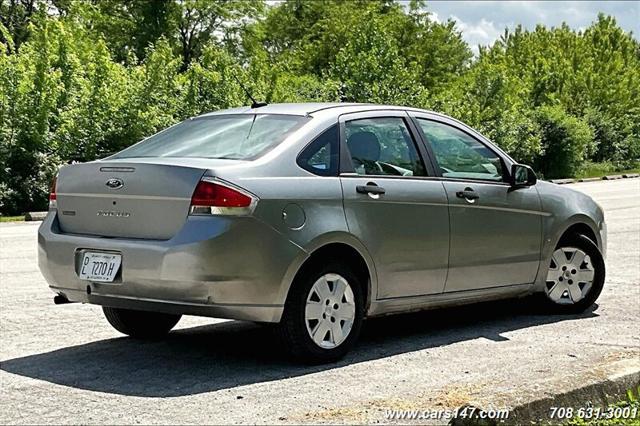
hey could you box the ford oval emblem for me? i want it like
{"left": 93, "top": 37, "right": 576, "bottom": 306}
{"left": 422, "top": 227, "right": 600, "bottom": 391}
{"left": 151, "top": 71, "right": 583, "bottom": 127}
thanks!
{"left": 105, "top": 178, "right": 124, "bottom": 190}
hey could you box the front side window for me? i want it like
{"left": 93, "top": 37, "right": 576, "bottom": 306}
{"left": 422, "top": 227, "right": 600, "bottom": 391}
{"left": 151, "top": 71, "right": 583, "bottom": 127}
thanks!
{"left": 417, "top": 119, "right": 504, "bottom": 182}
{"left": 111, "top": 114, "right": 308, "bottom": 160}
{"left": 345, "top": 117, "right": 425, "bottom": 176}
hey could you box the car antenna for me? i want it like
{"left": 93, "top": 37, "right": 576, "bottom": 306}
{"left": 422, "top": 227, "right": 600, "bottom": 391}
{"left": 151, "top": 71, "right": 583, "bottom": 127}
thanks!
{"left": 232, "top": 73, "right": 267, "bottom": 109}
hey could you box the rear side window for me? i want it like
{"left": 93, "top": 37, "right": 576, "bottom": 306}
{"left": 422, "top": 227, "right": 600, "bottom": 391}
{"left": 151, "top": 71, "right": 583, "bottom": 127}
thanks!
{"left": 297, "top": 124, "right": 339, "bottom": 176}
{"left": 111, "top": 114, "right": 308, "bottom": 160}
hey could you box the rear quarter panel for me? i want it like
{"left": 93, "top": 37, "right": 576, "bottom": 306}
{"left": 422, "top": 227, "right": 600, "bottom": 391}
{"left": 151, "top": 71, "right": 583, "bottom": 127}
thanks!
{"left": 234, "top": 175, "right": 374, "bottom": 307}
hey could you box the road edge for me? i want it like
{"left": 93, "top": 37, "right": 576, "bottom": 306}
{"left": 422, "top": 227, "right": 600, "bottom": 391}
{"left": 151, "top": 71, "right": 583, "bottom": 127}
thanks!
{"left": 550, "top": 174, "right": 640, "bottom": 185}
{"left": 507, "top": 369, "right": 640, "bottom": 424}
{"left": 452, "top": 364, "right": 640, "bottom": 425}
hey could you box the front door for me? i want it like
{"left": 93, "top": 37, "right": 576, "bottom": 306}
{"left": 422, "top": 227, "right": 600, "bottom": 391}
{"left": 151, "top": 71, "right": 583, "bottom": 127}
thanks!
{"left": 339, "top": 112, "right": 450, "bottom": 299}
{"left": 413, "top": 117, "right": 543, "bottom": 292}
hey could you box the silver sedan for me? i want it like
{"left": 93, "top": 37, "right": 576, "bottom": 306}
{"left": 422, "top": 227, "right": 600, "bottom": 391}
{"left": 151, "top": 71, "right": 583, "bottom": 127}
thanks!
{"left": 38, "top": 103, "right": 606, "bottom": 363}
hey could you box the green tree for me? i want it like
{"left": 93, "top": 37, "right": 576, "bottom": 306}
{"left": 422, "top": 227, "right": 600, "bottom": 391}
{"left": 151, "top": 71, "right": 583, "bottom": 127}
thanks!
{"left": 77, "top": 0, "right": 178, "bottom": 64}
{"left": 0, "top": 13, "right": 61, "bottom": 212}
{"left": 0, "top": 0, "right": 37, "bottom": 52}
{"left": 535, "top": 105, "right": 595, "bottom": 178}
{"left": 175, "top": 0, "right": 263, "bottom": 69}
{"left": 402, "top": 1, "right": 472, "bottom": 93}
{"left": 329, "top": 10, "right": 427, "bottom": 105}
{"left": 246, "top": 0, "right": 470, "bottom": 95}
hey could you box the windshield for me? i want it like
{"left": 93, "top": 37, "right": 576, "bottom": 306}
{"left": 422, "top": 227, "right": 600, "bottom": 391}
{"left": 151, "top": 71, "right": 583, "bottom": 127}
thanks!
{"left": 111, "top": 114, "right": 308, "bottom": 160}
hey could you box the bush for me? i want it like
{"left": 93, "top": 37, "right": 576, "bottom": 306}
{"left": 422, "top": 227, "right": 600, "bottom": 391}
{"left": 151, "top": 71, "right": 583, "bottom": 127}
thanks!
{"left": 535, "top": 105, "right": 595, "bottom": 179}
{"left": 476, "top": 110, "right": 543, "bottom": 166}
{"left": 576, "top": 160, "right": 640, "bottom": 179}
{"left": 585, "top": 108, "right": 640, "bottom": 168}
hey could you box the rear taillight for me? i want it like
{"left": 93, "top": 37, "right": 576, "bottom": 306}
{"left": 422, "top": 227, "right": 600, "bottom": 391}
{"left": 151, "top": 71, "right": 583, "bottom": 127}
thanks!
{"left": 49, "top": 174, "right": 58, "bottom": 209}
{"left": 189, "top": 178, "right": 257, "bottom": 216}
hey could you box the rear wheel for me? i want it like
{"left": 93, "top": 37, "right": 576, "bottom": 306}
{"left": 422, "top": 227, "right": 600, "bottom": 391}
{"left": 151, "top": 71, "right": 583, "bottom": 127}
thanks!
{"left": 278, "top": 262, "right": 364, "bottom": 364}
{"left": 543, "top": 233, "right": 605, "bottom": 313}
{"left": 102, "top": 307, "right": 181, "bottom": 338}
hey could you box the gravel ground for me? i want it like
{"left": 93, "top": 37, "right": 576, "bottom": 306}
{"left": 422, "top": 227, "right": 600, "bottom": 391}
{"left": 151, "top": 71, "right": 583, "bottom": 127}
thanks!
{"left": 1, "top": 179, "right": 639, "bottom": 424}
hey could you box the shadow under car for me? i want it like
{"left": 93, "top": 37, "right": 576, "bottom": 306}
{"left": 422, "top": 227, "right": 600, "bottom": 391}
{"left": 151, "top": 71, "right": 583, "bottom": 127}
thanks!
{"left": 0, "top": 297, "right": 598, "bottom": 397}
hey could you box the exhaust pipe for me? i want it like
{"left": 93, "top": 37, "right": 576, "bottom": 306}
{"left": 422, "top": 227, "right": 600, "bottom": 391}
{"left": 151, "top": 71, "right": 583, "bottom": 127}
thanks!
{"left": 53, "top": 294, "right": 72, "bottom": 305}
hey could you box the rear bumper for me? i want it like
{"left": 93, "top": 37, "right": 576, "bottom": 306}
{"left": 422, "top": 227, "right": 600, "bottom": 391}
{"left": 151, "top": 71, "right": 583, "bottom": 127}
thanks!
{"left": 38, "top": 212, "right": 304, "bottom": 322}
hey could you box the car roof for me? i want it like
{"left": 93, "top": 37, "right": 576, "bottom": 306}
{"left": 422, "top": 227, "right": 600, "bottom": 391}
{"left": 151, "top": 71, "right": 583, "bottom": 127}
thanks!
{"left": 197, "top": 102, "right": 438, "bottom": 117}
{"left": 196, "top": 102, "right": 516, "bottom": 166}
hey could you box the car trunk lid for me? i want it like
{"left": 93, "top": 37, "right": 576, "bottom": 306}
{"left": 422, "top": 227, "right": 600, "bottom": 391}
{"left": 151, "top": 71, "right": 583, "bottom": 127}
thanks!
{"left": 55, "top": 161, "right": 208, "bottom": 240}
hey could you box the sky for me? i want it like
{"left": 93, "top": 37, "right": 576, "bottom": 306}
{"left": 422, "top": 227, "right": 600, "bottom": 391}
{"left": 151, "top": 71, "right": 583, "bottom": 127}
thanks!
{"left": 422, "top": 1, "right": 639, "bottom": 54}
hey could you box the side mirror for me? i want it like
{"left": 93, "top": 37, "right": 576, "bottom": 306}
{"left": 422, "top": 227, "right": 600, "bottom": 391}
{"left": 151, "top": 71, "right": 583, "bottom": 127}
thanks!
{"left": 510, "top": 164, "right": 537, "bottom": 188}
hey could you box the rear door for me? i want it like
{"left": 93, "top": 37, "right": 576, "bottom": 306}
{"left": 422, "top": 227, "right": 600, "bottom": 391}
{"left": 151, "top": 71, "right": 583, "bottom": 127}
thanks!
{"left": 339, "top": 111, "right": 449, "bottom": 299}
{"left": 411, "top": 114, "right": 543, "bottom": 292}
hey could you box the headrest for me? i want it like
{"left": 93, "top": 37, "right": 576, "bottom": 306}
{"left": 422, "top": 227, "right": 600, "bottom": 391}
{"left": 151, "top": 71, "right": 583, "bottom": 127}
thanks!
{"left": 347, "top": 131, "right": 381, "bottom": 162}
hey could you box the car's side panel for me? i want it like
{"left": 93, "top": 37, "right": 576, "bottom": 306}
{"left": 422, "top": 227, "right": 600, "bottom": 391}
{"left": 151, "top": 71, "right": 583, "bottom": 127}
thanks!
{"left": 340, "top": 177, "right": 450, "bottom": 299}
{"left": 235, "top": 175, "right": 359, "bottom": 306}
{"left": 240, "top": 176, "right": 347, "bottom": 245}
{"left": 442, "top": 181, "right": 544, "bottom": 291}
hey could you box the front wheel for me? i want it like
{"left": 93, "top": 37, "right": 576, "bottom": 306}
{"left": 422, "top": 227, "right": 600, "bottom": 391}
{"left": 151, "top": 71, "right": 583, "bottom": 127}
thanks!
{"left": 278, "top": 262, "right": 365, "bottom": 364}
{"left": 543, "top": 233, "right": 605, "bottom": 314}
{"left": 102, "top": 307, "right": 181, "bottom": 338}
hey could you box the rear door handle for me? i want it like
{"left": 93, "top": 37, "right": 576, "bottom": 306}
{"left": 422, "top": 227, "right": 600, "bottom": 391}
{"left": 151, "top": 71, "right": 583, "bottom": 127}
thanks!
{"left": 356, "top": 184, "right": 385, "bottom": 195}
{"left": 456, "top": 187, "right": 479, "bottom": 203}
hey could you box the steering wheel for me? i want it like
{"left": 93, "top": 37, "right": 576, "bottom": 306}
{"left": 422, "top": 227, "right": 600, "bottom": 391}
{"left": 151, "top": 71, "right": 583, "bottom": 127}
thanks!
{"left": 376, "top": 161, "right": 404, "bottom": 176}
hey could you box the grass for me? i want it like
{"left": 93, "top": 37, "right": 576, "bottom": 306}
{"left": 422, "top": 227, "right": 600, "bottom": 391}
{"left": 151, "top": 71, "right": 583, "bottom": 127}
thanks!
{"left": 574, "top": 161, "right": 640, "bottom": 179}
{"left": 567, "top": 388, "right": 640, "bottom": 425}
{"left": 0, "top": 215, "right": 24, "bottom": 222}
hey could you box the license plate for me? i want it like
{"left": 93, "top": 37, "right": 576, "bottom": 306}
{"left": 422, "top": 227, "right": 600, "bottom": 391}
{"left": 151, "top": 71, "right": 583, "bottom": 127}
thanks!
{"left": 79, "top": 252, "right": 121, "bottom": 282}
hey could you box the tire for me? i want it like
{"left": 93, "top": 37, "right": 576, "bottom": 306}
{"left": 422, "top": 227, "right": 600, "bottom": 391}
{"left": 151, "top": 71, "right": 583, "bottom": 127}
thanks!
{"left": 102, "top": 307, "right": 181, "bottom": 338}
{"left": 541, "top": 233, "right": 605, "bottom": 314}
{"left": 278, "top": 261, "right": 365, "bottom": 364}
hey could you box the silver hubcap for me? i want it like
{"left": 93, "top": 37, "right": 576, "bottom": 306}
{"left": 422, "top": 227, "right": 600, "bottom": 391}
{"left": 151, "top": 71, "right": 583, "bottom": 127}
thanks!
{"left": 305, "top": 273, "right": 356, "bottom": 349}
{"left": 545, "top": 247, "right": 595, "bottom": 305}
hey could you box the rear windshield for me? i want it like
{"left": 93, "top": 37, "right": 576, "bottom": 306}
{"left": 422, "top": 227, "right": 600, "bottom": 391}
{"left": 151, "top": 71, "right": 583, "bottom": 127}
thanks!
{"left": 111, "top": 114, "right": 308, "bottom": 160}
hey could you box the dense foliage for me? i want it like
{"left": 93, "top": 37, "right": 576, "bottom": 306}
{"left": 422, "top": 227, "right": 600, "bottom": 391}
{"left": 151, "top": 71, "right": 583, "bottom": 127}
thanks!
{"left": 1, "top": 0, "right": 639, "bottom": 214}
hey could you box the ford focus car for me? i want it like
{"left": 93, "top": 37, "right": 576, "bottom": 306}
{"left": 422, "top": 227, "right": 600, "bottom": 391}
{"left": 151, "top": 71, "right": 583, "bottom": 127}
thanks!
{"left": 38, "top": 103, "right": 606, "bottom": 363}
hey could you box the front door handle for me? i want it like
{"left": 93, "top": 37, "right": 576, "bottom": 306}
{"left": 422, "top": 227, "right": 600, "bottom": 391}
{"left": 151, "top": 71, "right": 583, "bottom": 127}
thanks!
{"left": 456, "top": 187, "right": 479, "bottom": 203}
{"left": 356, "top": 183, "right": 386, "bottom": 197}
